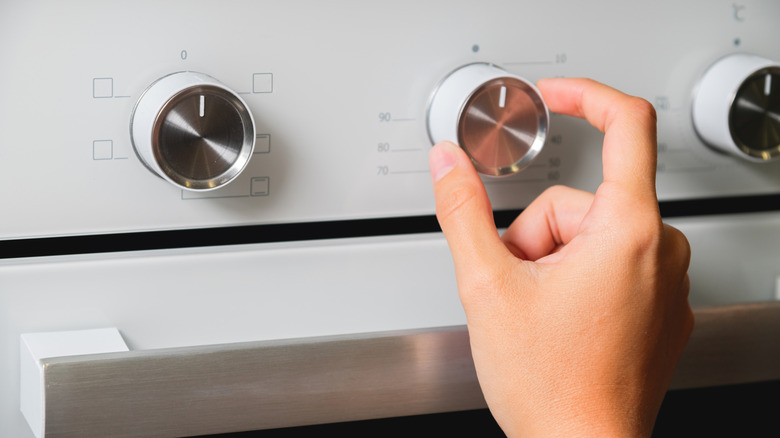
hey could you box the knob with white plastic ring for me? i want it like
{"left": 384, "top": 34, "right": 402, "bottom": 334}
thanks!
{"left": 131, "top": 71, "right": 256, "bottom": 190}
{"left": 427, "top": 63, "right": 549, "bottom": 176}
{"left": 692, "top": 53, "right": 780, "bottom": 162}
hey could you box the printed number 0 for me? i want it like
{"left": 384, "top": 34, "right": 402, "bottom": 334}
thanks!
{"left": 181, "top": 50, "right": 188, "bottom": 60}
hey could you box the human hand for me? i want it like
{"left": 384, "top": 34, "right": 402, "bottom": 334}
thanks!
{"left": 428, "top": 78, "right": 694, "bottom": 437}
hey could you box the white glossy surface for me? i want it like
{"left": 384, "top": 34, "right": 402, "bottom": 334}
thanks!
{"left": 1, "top": 0, "right": 779, "bottom": 239}
{"left": 19, "top": 328, "right": 128, "bottom": 438}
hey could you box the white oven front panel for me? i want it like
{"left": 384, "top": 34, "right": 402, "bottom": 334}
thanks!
{"left": 1, "top": 0, "right": 779, "bottom": 239}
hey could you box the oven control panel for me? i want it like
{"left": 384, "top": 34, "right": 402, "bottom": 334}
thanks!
{"left": 1, "top": 0, "right": 779, "bottom": 240}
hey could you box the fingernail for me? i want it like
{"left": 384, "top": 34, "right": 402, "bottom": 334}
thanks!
{"left": 429, "top": 142, "right": 458, "bottom": 183}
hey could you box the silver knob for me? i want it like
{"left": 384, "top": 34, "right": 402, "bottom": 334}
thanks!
{"left": 427, "top": 63, "right": 549, "bottom": 176}
{"left": 131, "top": 72, "right": 256, "bottom": 190}
{"left": 692, "top": 54, "right": 780, "bottom": 162}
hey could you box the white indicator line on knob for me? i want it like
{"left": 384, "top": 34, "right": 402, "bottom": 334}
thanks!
{"left": 765, "top": 73, "right": 772, "bottom": 96}
{"left": 498, "top": 86, "right": 507, "bottom": 108}
{"left": 199, "top": 95, "right": 205, "bottom": 117}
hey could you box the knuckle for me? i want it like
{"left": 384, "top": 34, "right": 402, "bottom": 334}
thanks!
{"left": 536, "top": 184, "right": 590, "bottom": 206}
{"left": 627, "top": 96, "right": 658, "bottom": 124}
{"left": 667, "top": 225, "right": 692, "bottom": 265}
{"left": 652, "top": 223, "right": 692, "bottom": 269}
{"left": 541, "top": 184, "right": 567, "bottom": 196}
{"left": 681, "top": 274, "right": 692, "bottom": 299}
{"left": 539, "top": 184, "right": 571, "bottom": 200}
{"left": 615, "top": 214, "right": 666, "bottom": 261}
{"left": 629, "top": 214, "right": 665, "bottom": 246}
{"left": 685, "top": 303, "right": 695, "bottom": 333}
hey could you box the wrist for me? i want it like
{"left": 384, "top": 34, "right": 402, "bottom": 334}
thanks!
{"left": 496, "top": 393, "right": 657, "bottom": 438}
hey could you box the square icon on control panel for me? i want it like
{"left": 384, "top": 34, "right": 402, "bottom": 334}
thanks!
{"left": 255, "top": 134, "right": 271, "bottom": 154}
{"left": 251, "top": 177, "right": 270, "bottom": 196}
{"left": 93, "top": 78, "right": 113, "bottom": 98}
{"left": 93, "top": 140, "right": 113, "bottom": 160}
{"left": 252, "top": 73, "right": 273, "bottom": 93}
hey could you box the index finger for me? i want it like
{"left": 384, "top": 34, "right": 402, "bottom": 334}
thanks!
{"left": 536, "top": 78, "right": 658, "bottom": 202}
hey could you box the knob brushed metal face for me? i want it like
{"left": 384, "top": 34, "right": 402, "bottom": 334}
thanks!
{"left": 458, "top": 77, "right": 547, "bottom": 175}
{"left": 730, "top": 67, "right": 780, "bottom": 160}
{"left": 427, "top": 63, "right": 548, "bottom": 176}
{"left": 692, "top": 54, "right": 780, "bottom": 162}
{"left": 131, "top": 72, "right": 256, "bottom": 190}
{"left": 155, "top": 86, "right": 248, "bottom": 183}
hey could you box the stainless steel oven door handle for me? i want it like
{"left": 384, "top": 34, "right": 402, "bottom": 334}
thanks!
{"left": 20, "top": 302, "right": 780, "bottom": 438}
{"left": 23, "top": 326, "right": 483, "bottom": 438}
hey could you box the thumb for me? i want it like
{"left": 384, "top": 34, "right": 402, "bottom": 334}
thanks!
{"left": 429, "top": 141, "right": 508, "bottom": 274}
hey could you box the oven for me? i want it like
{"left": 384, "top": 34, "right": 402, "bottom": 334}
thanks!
{"left": 2, "top": 1, "right": 779, "bottom": 436}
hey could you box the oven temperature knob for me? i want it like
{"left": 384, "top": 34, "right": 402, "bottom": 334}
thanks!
{"left": 130, "top": 71, "right": 256, "bottom": 190}
{"left": 692, "top": 53, "right": 780, "bottom": 162}
{"left": 427, "top": 63, "right": 549, "bottom": 176}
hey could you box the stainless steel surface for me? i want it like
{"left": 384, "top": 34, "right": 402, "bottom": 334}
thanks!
{"left": 130, "top": 73, "right": 256, "bottom": 190}
{"left": 41, "top": 327, "right": 483, "bottom": 437}
{"left": 671, "top": 302, "right": 780, "bottom": 389}
{"left": 731, "top": 67, "right": 780, "bottom": 160}
{"left": 459, "top": 77, "right": 547, "bottom": 176}
{"left": 155, "top": 86, "right": 248, "bottom": 184}
{"left": 34, "top": 302, "right": 780, "bottom": 437}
